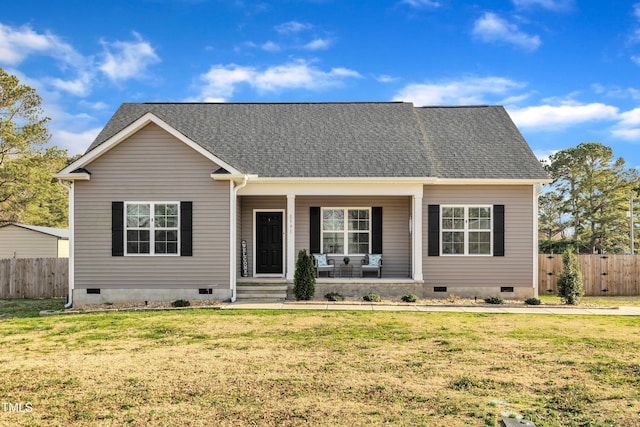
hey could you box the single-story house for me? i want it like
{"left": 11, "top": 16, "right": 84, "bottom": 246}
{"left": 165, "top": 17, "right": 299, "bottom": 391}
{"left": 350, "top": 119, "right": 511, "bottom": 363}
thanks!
{"left": 0, "top": 224, "right": 69, "bottom": 258}
{"left": 55, "top": 102, "right": 550, "bottom": 306}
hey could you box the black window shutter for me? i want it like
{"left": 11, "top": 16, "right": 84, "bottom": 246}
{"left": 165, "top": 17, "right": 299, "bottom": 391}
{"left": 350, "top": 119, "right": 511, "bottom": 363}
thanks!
{"left": 112, "top": 202, "right": 124, "bottom": 256}
{"left": 493, "top": 204, "right": 505, "bottom": 257}
{"left": 180, "top": 201, "right": 193, "bottom": 256}
{"left": 371, "top": 207, "right": 383, "bottom": 254}
{"left": 428, "top": 204, "right": 440, "bottom": 257}
{"left": 310, "top": 207, "right": 321, "bottom": 254}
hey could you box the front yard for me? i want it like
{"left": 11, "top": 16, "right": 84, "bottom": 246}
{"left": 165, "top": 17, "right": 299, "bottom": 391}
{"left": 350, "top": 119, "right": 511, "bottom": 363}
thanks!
{"left": 0, "top": 301, "right": 638, "bottom": 426}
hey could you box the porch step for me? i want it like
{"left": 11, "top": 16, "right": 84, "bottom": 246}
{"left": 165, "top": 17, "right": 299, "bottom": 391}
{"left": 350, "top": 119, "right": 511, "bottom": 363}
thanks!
{"left": 236, "top": 284, "right": 288, "bottom": 301}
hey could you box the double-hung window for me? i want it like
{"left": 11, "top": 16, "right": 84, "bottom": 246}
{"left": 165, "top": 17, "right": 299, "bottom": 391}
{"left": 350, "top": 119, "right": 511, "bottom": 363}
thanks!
{"left": 441, "top": 206, "right": 492, "bottom": 255}
{"left": 322, "top": 208, "right": 370, "bottom": 255}
{"left": 125, "top": 202, "right": 179, "bottom": 255}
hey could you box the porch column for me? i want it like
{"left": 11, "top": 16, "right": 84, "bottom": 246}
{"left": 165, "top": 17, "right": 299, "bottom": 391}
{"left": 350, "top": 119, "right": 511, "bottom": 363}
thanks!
{"left": 286, "top": 194, "right": 296, "bottom": 280}
{"left": 413, "top": 195, "right": 424, "bottom": 281}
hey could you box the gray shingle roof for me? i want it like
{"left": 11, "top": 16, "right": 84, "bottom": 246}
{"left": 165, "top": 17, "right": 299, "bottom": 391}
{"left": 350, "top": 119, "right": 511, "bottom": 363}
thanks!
{"left": 413, "top": 105, "right": 550, "bottom": 180}
{"left": 88, "top": 102, "right": 549, "bottom": 180}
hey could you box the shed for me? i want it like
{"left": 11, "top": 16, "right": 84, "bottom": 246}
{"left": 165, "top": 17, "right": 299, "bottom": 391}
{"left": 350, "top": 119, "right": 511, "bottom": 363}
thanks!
{"left": 0, "top": 224, "right": 69, "bottom": 258}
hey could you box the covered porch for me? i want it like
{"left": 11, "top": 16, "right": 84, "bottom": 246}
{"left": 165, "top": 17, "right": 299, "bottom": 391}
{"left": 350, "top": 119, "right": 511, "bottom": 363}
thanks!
{"left": 228, "top": 178, "right": 427, "bottom": 301}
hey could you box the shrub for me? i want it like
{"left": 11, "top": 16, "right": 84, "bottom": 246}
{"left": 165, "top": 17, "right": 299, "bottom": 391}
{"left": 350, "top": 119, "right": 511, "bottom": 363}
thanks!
{"left": 363, "top": 293, "right": 381, "bottom": 302}
{"left": 401, "top": 294, "right": 418, "bottom": 303}
{"left": 483, "top": 296, "right": 503, "bottom": 305}
{"left": 324, "top": 292, "right": 344, "bottom": 301}
{"left": 171, "top": 299, "right": 190, "bottom": 307}
{"left": 557, "top": 248, "right": 584, "bottom": 305}
{"left": 293, "top": 249, "right": 316, "bottom": 300}
{"left": 525, "top": 297, "right": 541, "bottom": 305}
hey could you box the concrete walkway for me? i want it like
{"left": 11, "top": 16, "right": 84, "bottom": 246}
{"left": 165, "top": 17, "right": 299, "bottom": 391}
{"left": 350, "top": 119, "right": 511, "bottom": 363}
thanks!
{"left": 221, "top": 301, "right": 640, "bottom": 316}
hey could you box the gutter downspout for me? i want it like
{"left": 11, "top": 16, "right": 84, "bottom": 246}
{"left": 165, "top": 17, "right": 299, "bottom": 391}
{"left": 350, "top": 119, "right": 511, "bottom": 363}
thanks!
{"left": 230, "top": 175, "right": 249, "bottom": 302}
{"left": 58, "top": 179, "right": 74, "bottom": 309}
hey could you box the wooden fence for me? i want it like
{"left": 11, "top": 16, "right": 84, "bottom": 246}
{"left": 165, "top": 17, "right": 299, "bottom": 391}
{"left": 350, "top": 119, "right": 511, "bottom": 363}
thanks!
{"left": 0, "top": 258, "right": 68, "bottom": 298}
{"left": 539, "top": 254, "right": 640, "bottom": 296}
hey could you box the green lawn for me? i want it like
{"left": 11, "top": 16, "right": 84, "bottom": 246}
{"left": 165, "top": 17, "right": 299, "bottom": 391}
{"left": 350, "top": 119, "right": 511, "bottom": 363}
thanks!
{"left": 0, "top": 303, "right": 638, "bottom": 426}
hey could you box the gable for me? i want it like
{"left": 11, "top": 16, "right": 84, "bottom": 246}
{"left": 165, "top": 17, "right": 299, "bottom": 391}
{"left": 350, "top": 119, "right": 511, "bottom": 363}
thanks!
{"left": 81, "top": 122, "right": 227, "bottom": 182}
{"left": 57, "top": 112, "right": 241, "bottom": 179}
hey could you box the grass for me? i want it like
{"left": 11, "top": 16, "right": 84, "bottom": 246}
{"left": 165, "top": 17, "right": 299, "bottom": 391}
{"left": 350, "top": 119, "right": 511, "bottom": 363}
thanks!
{"left": 0, "top": 298, "right": 65, "bottom": 319}
{"left": 538, "top": 294, "right": 640, "bottom": 307}
{"left": 0, "top": 302, "right": 639, "bottom": 426}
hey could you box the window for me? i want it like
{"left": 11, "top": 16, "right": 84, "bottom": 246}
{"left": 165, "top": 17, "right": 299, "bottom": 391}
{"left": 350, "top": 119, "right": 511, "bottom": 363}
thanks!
{"left": 441, "top": 206, "right": 492, "bottom": 255}
{"left": 125, "top": 202, "right": 179, "bottom": 255}
{"left": 322, "top": 208, "right": 370, "bottom": 254}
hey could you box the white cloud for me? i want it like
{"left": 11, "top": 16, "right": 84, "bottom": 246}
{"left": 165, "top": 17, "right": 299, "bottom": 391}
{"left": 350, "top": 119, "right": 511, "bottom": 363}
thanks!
{"left": 512, "top": 0, "right": 573, "bottom": 11}
{"left": 472, "top": 12, "right": 541, "bottom": 51}
{"left": 399, "top": 0, "right": 440, "bottom": 8}
{"left": 275, "top": 21, "right": 313, "bottom": 34}
{"left": 99, "top": 32, "right": 160, "bottom": 82}
{"left": 0, "top": 22, "right": 82, "bottom": 66}
{"left": 261, "top": 41, "right": 280, "bottom": 52}
{"left": 393, "top": 76, "right": 526, "bottom": 105}
{"left": 376, "top": 74, "right": 398, "bottom": 83}
{"left": 303, "top": 38, "right": 332, "bottom": 51}
{"left": 51, "top": 127, "right": 102, "bottom": 155}
{"left": 612, "top": 108, "right": 640, "bottom": 141}
{"left": 197, "top": 60, "right": 362, "bottom": 101}
{"left": 508, "top": 103, "right": 619, "bottom": 129}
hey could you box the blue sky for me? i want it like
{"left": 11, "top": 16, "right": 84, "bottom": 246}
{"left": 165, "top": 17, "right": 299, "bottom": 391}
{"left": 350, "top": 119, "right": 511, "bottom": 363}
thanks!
{"left": 3, "top": 0, "right": 640, "bottom": 170}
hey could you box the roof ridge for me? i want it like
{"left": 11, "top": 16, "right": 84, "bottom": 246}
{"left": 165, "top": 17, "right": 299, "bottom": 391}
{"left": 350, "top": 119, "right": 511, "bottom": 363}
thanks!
{"left": 140, "top": 101, "right": 411, "bottom": 105}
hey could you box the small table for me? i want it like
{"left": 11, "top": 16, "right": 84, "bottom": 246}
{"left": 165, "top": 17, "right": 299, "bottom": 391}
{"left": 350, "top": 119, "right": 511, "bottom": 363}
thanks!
{"left": 338, "top": 264, "right": 353, "bottom": 278}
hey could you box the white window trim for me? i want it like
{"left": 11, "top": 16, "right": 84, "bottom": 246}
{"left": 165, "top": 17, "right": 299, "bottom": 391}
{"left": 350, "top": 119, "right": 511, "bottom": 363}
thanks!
{"left": 321, "top": 207, "right": 371, "bottom": 256}
{"left": 124, "top": 201, "right": 181, "bottom": 256}
{"left": 440, "top": 205, "right": 493, "bottom": 256}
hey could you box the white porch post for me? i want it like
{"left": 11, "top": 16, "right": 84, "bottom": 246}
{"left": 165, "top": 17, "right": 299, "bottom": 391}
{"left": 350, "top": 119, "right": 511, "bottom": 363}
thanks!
{"left": 413, "top": 194, "right": 424, "bottom": 281}
{"left": 286, "top": 194, "right": 296, "bottom": 280}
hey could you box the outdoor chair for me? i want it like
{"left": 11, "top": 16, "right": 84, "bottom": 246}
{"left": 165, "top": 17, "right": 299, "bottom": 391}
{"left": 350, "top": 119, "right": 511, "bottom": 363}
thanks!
{"left": 361, "top": 254, "right": 382, "bottom": 278}
{"left": 313, "top": 253, "right": 335, "bottom": 278}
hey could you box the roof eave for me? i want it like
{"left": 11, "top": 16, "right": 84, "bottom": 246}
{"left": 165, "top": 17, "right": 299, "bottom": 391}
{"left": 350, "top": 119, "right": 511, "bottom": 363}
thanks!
{"left": 431, "top": 178, "right": 553, "bottom": 185}
{"left": 53, "top": 172, "right": 91, "bottom": 181}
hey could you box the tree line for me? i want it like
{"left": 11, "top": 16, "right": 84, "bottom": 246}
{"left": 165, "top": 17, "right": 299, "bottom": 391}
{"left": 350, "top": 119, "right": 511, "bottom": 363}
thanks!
{"left": 0, "top": 67, "right": 75, "bottom": 228}
{"left": 539, "top": 142, "right": 639, "bottom": 254}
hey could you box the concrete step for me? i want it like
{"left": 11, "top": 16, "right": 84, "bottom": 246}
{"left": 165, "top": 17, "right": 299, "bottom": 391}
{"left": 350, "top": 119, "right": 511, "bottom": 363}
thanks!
{"left": 236, "top": 284, "right": 288, "bottom": 301}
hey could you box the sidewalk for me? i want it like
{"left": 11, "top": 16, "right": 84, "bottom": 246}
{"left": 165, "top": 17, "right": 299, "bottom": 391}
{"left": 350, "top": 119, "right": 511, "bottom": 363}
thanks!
{"left": 221, "top": 301, "right": 640, "bottom": 316}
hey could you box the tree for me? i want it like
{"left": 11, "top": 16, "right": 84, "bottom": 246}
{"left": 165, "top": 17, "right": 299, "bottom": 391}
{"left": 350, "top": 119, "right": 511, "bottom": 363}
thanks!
{"left": 545, "top": 142, "right": 640, "bottom": 254}
{"left": 0, "top": 67, "right": 69, "bottom": 227}
{"left": 556, "top": 248, "right": 584, "bottom": 305}
{"left": 293, "top": 249, "right": 316, "bottom": 300}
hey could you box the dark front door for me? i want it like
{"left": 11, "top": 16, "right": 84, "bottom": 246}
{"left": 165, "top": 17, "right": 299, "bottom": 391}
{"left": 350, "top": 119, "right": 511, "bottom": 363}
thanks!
{"left": 256, "top": 212, "right": 283, "bottom": 274}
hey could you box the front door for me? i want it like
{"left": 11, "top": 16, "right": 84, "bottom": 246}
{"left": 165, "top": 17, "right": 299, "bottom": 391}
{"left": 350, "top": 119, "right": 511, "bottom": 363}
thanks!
{"left": 255, "top": 212, "right": 283, "bottom": 275}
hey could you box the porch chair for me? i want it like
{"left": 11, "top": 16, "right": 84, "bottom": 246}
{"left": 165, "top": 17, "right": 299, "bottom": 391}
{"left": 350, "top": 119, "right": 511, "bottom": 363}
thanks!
{"left": 361, "top": 254, "right": 382, "bottom": 278}
{"left": 313, "top": 253, "right": 335, "bottom": 278}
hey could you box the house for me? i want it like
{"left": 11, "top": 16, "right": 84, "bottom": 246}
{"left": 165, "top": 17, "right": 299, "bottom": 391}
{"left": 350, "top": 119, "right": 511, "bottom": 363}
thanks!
{"left": 54, "top": 102, "right": 550, "bottom": 306}
{"left": 0, "top": 224, "right": 69, "bottom": 258}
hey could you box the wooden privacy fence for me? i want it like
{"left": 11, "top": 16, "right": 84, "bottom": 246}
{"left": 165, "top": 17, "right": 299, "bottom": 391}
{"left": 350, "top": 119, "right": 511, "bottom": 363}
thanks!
{"left": 539, "top": 254, "right": 640, "bottom": 296}
{"left": 0, "top": 258, "right": 68, "bottom": 298}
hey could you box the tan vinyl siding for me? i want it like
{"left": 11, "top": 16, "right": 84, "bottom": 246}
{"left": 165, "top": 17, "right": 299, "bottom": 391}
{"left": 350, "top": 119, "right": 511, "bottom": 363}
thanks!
{"left": 0, "top": 225, "right": 62, "bottom": 258}
{"left": 423, "top": 185, "right": 535, "bottom": 289}
{"left": 74, "top": 123, "right": 230, "bottom": 290}
{"left": 295, "top": 196, "right": 411, "bottom": 278}
{"left": 239, "top": 196, "right": 287, "bottom": 276}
